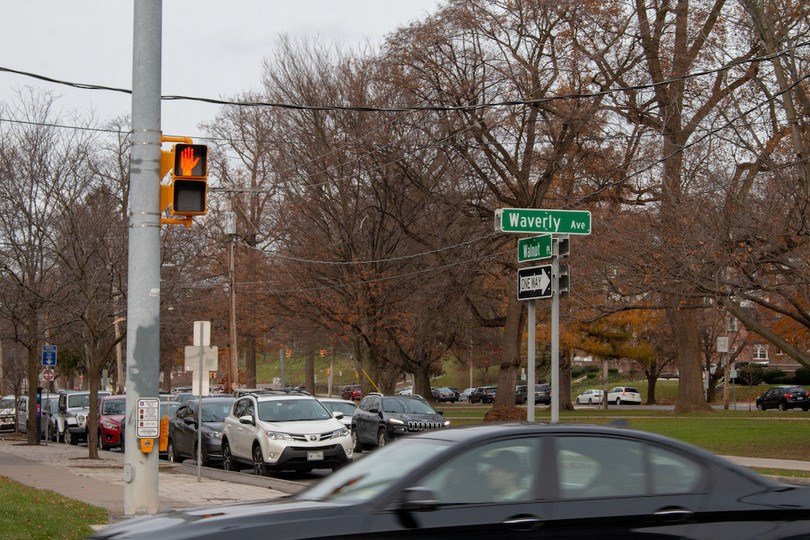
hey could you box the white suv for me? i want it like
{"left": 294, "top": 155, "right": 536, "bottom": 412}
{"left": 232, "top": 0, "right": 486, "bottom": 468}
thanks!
{"left": 221, "top": 391, "right": 352, "bottom": 475}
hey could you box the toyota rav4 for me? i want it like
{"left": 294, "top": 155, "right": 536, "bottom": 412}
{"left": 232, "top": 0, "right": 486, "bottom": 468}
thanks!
{"left": 220, "top": 391, "right": 352, "bottom": 475}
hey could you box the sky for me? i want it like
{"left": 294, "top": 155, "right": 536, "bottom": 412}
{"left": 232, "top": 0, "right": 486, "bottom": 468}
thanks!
{"left": 0, "top": 1, "right": 442, "bottom": 139}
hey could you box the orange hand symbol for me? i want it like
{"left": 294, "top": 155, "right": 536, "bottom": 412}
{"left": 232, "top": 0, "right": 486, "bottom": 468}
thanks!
{"left": 180, "top": 146, "right": 200, "bottom": 176}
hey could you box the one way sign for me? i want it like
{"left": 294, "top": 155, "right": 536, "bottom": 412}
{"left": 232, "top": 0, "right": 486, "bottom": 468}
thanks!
{"left": 517, "top": 265, "right": 552, "bottom": 301}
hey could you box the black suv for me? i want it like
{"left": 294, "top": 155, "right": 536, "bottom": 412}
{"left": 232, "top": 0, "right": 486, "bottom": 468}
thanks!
{"left": 469, "top": 386, "right": 497, "bottom": 404}
{"left": 516, "top": 384, "right": 552, "bottom": 405}
{"left": 351, "top": 393, "right": 449, "bottom": 451}
{"left": 756, "top": 385, "right": 810, "bottom": 411}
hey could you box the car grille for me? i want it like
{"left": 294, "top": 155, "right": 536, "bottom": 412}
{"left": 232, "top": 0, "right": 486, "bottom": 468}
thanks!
{"left": 290, "top": 432, "right": 334, "bottom": 443}
{"left": 407, "top": 421, "right": 444, "bottom": 432}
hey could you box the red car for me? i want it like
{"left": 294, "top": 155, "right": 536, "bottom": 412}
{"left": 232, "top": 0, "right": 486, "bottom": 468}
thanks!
{"left": 341, "top": 384, "right": 362, "bottom": 401}
{"left": 97, "top": 394, "right": 126, "bottom": 450}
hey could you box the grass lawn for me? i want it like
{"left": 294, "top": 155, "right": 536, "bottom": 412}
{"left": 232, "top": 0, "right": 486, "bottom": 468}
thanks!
{"left": 0, "top": 477, "right": 108, "bottom": 539}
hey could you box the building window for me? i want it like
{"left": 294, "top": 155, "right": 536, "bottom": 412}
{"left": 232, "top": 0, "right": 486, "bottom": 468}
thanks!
{"left": 727, "top": 317, "right": 738, "bottom": 332}
{"left": 753, "top": 344, "right": 769, "bottom": 361}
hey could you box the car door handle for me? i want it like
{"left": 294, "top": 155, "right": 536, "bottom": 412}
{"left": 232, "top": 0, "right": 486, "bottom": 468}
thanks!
{"left": 503, "top": 515, "right": 544, "bottom": 531}
{"left": 654, "top": 507, "right": 694, "bottom": 521}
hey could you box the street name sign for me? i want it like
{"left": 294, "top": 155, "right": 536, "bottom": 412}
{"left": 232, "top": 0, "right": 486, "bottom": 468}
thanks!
{"left": 42, "top": 345, "right": 57, "bottom": 367}
{"left": 496, "top": 208, "right": 591, "bottom": 235}
{"left": 517, "top": 264, "right": 552, "bottom": 300}
{"left": 517, "top": 234, "right": 552, "bottom": 262}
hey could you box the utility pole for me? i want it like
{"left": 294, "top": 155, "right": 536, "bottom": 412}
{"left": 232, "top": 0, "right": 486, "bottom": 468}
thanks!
{"left": 124, "top": 0, "right": 162, "bottom": 516}
{"left": 226, "top": 201, "right": 238, "bottom": 392}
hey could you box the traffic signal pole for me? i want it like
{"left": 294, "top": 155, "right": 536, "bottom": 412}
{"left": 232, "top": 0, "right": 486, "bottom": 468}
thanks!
{"left": 124, "top": 0, "right": 162, "bottom": 516}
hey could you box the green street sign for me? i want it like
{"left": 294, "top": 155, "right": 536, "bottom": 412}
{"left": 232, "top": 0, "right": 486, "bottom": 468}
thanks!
{"left": 496, "top": 208, "right": 591, "bottom": 235}
{"left": 517, "top": 234, "right": 552, "bottom": 263}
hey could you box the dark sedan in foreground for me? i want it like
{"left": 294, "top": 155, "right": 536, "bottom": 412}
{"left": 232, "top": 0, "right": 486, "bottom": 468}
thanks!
{"left": 89, "top": 422, "right": 810, "bottom": 539}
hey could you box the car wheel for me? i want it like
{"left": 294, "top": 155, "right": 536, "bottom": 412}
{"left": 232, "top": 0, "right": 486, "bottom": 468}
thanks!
{"left": 98, "top": 430, "right": 107, "bottom": 451}
{"left": 351, "top": 428, "right": 363, "bottom": 453}
{"left": 616, "top": 398, "right": 622, "bottom": 406}
{"left": 64, "top": 429, "right": 74, "bottom": 445}
{"left": 252, "top": 444, "right": 268, "bottom": 476}
{"left": 167, "top": 440, "right": 177, "bottom": 463}
{"left": 803, "top": 406, "right": 809, "bottom": 412}
{"left": 778, "top": 401, "right": 788, "bottom": 411}
{"left": 377, "top": 428, "right": 388, "bottom": 448}
{"left": 757, "top": 402, "right": 765, "bottom": 411}
{"left": 222, "top": 440, "right": 237, "bottom": 471}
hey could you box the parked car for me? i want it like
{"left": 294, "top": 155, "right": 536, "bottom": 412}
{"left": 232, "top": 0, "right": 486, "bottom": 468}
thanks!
{"left": 340, "top": 384, "right": 362, "bottom": 401}
{"left": 468, "top": 386, "right": 497, "bottom": 404}
{"left": 167, "top": 396, "right": 236, "bottom": 465}
{"left": 0, "top": 395, "right": 15, "bottom": 432}
{"left": 397, "top": 386, "right": 413, "bottom": 395}
{"left": 221, "top": 390, "right": 352, "bottom": 474}
{"left": 607, "top": 386, "right": 642, "bottom": 405}
{"left": 17, "top": 394, "right": 59, "bottom": 438}
{"left": 90, "top": 422, "right": 810, "bottom": 540}
{"left": 458, "top": 387, "right": 476, "bottom": 401}
{"left": 756, "top": 385, "right": 810, "bottom": 411}
{"left": 351, "top": 393, "right": 449, "bottom": 452}
{"left": 432, "top": 387, "right": 458, "bottom": 403}
{"left": 318, "top": 397, "right": 357, "bottom": 429}
{"left": 97, "top": 394, "right": 127, "bottom": 450}
{"left": 575, "top": 388, "right": 604, "bottom": 405}
{"left": 56, "top": 390, "right": 111, "bottom": 444}
{"left": 515, "top": 384, "right": 552, "bottom": 405}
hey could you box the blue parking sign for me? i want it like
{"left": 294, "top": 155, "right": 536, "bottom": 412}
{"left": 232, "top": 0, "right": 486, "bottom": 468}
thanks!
{"left": 42, "top": 345, "right": 57, "bottom": 367}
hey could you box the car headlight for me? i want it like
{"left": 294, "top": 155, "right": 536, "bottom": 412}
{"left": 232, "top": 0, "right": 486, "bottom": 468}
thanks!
{"left": 388, "top": 418, "right": 405, "bottom": 425}
{"left": 266, "top": 431, "right": 293, "bottom": 441}
{"left": 444, "top": 420, "right": 451, "bottom": 427}
{"left": 77, "top": 415, "right": 85, "bottom": 424}
{"left": 202, "top": 429, "right": 222, "bottom": 439}
{"left": 101, "top": 422, "right": 118, "bottom": 430}
{"left": 331, "top": 427, "right": 349, "bottom": 439}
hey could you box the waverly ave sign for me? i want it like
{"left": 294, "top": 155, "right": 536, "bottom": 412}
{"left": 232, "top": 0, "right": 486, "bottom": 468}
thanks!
{"left": 495, "top": 208, "right": 591, "bottom": 235}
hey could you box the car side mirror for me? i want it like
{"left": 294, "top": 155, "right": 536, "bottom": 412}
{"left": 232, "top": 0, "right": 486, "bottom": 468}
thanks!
{"left": 332, "top": 412, "right": 344, "bottom": 420}
{"left": 436, "top": 410, "right": 444, "bottom": 416}
{"left": 369, "top": 407, "right": 380, "bottom": 414}
{"left": 183, "top": 417, "right": 197, "bottom": 426}
{"left": 398, "top": 487, "right": 438, "bottom": 512}
{"left": 239, "top": 415, "right": 254, "bottom": 425}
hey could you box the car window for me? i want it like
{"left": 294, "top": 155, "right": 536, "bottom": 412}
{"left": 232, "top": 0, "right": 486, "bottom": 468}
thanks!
{"left": 257, "top": 399, "right": 332, "bottom": 422}
{"left": 300, "top": 438, "right": 454, "bottom": 502}
{"left": 626, "top": 388, "right": 640, "bottom": 393}
{"left": 68, "top": 394, "right": 90, "bottom": 408}
{"left": 420, "top": 438, "right": 541, "bottom": 504}
{"left": 358, "top": 396, "right": 374, "bottom": 410}
{"left": 382, "top": 397, "right": 437, "bottom": 414}
{"left": 556, "top": 436, "right": 702, "bottom": 499}
{"left": 201, "top": 402, "right": 233, "bottom": 422}
{"left": 322, "top": 402, "right": 356, "bottom": 416}
{"left": 101, "top": 399, "right": 126, "bottom": 415}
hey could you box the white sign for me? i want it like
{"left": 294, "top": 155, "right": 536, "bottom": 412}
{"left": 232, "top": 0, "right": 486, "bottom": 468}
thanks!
{"left": 42, "top": 368, "right": 55, "bottom": 381}
{"left": 184, "top": 346, "right": 218, "bottom": 372}
{"left": 716, "top": 336, "right": 729, "bottom": 353}
{"left": 136, "top": 398, "right": 160, "bottom": 438}
{"left": 193, "top": 321, "right": 211, "bottom": 347}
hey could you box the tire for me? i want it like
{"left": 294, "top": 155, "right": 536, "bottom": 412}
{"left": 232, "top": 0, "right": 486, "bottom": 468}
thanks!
{"left": 252, "top": 443, "right": 268, "bottom": 476}
{"left": 616, "top": 398, "right": 622, "bottom": 406}
{"left": 64, "top": 428, "right": 75, "bottom": 445}
{"left": 377, "top": 428, "right": 388, "bottom": 448}
{"left": 98, "top": 430, "right": 107, "bottom": 451}
{"left": 778, "top": 401, "right": 788, "bottom": 411}
{"left": 757, "top": 402, "right": 765, "bottom": 411}
{"left": 167, "top": 440, "right": 178, "bottom": 463}
{"left": 588, "top": 398, "right": 593, "bottom": 405}
{"left": 803, "top": 406, "right": 809, "bottom": 412}
{"left": 351, "top": 428, "right": 363, "bottom": 453}
{"left": 222, "top": 440, "right": 237, "bottom": 471}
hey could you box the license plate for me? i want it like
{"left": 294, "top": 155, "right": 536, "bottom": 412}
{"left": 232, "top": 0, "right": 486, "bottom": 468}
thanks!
{"left": 307, "top": 451, "right": 324, "bottom": 461}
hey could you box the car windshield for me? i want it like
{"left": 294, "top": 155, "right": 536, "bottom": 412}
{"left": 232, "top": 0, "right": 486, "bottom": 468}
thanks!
{"left": 67, "top": 394, "right": 90, "bottom": 408}
{"left": 382, "top": 397, "right": 437, "bottom": 414}
{"left": 322, "top": 402, "right": 356, "bottom": 416}
{"left": 0, "top": 398, "right": 13, "bottom": 409}
{"left": 160, "top": 401, "right": 180, "bottom": 419}
{"left": 101, "top": 400, "right": 126, "bottom": 415}
{"left": 298, "top": 437, "right": 453, "bottom": 502}
{"left": 258, "top": 399, "right": 332, "bottom": 422}
{"left": 201, "top": 402, "right": 232, "bottom": 422}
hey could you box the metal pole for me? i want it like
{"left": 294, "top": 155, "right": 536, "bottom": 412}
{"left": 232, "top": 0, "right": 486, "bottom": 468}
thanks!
{"left": 124, "top": 0, "right": 162, "bottom": 516}
{"left": 551, "top": 253, "right": 560, "bottom": 424}
{"left": 279, "top": 348, "right": 285, "bottom": 387}
{"left": 197, "top": 345, "right": 203, "bottom": 482}
{"left": 229, "top": 228, "right": 238, "bottom": 391}
{"left": 527, "top": 299, "right": 536, "bottom": 422}
{"left": 328, "top": 348, "right": 334, "bottom": 397}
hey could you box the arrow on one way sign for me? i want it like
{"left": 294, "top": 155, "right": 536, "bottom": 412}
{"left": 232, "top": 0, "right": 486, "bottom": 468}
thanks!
{"left": 517, "top": 265, "right": 552, "bottom": 301}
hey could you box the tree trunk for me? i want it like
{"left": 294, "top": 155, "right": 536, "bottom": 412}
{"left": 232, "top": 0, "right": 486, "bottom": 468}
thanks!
{"left": 646, "top": 374, "right": 657, "bottom": 405}
{"left": 245, "top": 335, "right": 257, "bottom": 388}
{"left": 559, "top": 353, "right": 574, "bottom": 411}
{"left": 305, "top": 350, "right": 315, "bottom": 393}
{"left": 667, "top": 308, "right": 713, "bottom": 413}
{"left": 493, "top": 297, "right": 524, "bottom": 408}
{"left": 25, "top": 344, "right": 40, "bottom": 445}
{"left": 87, "top": 373, "right": 99, "bottom": 459}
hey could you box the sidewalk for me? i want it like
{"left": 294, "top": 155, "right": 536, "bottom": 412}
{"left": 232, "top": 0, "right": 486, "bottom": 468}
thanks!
{"left": 0, "top": 435, "right": 298, "bottom": 518}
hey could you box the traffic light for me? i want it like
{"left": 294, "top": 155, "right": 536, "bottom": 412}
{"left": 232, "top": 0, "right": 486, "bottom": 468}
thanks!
{"left": 159, "top": 141, "right": 208, "bottom": 222}
{"left": 286, "top": 349, "right": 292, "bottom": 358}
{"left": 320, "top": 349, "right": 326, "bottom": 357}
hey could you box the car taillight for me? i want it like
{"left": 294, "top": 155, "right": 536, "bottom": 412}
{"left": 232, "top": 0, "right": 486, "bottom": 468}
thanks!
{"left": 785, "top": 393, "right": 794, "bottom": 398}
